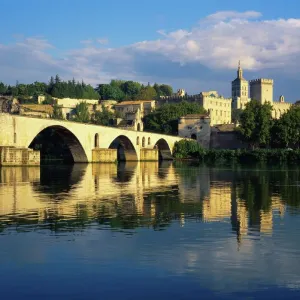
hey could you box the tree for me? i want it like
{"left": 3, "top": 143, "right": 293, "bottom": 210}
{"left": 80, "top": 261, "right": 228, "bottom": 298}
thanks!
{"left": 92, "top": 105, "right": 115, "bottom": 126}
{"left": 232, "top": 109, "right": 242, "bottom": 125}
{"left": 238, "top": 100, "right": 273, "bottom": 148}
{"left": 73, "top": 102, "right": 90, "bottom": 123}
{"left": 137, "top": 86, "right": 157, "bottom": 100}
{"left": 159, "top": 84, "right": 173, "bottom": 96}
{"left": 122, "top": 81, "right": 141, "bottom": 100}
{"left": 144, "top": 101, "right": 206, "bottom": 135}
{"left": 271, "top": 106, "right": 300, "bottom": 148}
{"left": 0, "top": 82, "right": 7, "bottom": 95}
{"left": 96, "top": 84, "right": 124, "bottom": 101}
{"left": 51, "top": 105, "right": 64, "bottom": 120}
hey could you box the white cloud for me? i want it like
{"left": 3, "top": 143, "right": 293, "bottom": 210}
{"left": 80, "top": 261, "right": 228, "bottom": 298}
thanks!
{"left": 1, "top": 11, "right": 300, "bottom": 100}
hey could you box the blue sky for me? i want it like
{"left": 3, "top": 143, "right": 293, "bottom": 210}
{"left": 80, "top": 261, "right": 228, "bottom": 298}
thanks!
{"left": 1, "top": 0, "right": 300, "bottom": 101}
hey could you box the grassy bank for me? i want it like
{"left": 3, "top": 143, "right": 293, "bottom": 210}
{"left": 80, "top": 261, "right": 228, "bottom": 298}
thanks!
{"left": 173, "top": 140, "right": 300, "bottom": 163}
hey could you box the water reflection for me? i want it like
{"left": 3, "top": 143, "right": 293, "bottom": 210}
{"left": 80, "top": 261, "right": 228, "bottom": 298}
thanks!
{"left": 0, "top": 163, "right": 300, "bottom": 238}
{"left": 1, "top": 163, "right": 300, "bottom": 297}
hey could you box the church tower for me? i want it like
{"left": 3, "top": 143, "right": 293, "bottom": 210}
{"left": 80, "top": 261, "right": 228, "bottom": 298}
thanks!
{"left": 231, "top": 61, "right": 250, "bottom": 110}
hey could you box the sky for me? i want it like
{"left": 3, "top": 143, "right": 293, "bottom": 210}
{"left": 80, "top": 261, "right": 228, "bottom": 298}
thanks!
{"left": 1, "top": 0, "right": 300, "bottom": 101}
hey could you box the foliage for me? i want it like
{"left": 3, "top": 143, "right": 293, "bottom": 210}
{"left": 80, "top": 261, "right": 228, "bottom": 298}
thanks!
{"left": 137, "top": 85, "right": 157, "bottom": 100}
{"left": 172, "top": 147, "right": 300, "bottom": 163}
{"left": 51, "top": 105, "right": 64, "bottom": 120}
{"left": 271, "top": 106, "right": 300, "bottom": 148}
{"left": 73, "top": 102, "right": 90, "bottom": 123}
{"left": 96, "top": 84, "right": 124, "bottom": 101}
{"left": 153, "top": 83, "right": 173, "bottom": 97}
{"left": 144, "top": 101, "right": 206, "bottom": 135}
{"left": 92, "top": 105, "right": 115, "bottom": 126}
{"left": 42, "top": 94, "right": 54, "bottom": 105}
{"left": 96, "top": 80, "right": 173, "bottom": 101}
{"left": 0, "top": 76, "right": 99, "bottom": 100}
{"left": 173, "top": 140, "right": 205, "bottom": 159}
{"left": 232, "top": 108, "right": 242, "bottom": 125}
{"left": 238, "top": 100, "right": 273, "bottom": 148}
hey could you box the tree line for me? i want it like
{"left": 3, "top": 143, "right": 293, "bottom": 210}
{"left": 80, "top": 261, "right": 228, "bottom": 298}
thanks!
{"left": 0, "top": 76, "right": 174, "bottom": 102}
{"left": 238, "top": 101, "right": 300, "bottom": 149}
{"left": 95, "top": 80, "right": 173, "bottom": 101}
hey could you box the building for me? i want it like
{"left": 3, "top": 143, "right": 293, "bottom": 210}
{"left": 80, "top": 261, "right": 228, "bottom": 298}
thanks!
{"left": 232, "top": 62, "right": 292, "bottom": 119}
{"left": 178, "top": 114, "right": 211, "bottom": 148}
{"left": 248, "top": 78, "right": 292, "bottom": 118}
{"left": 231, "top": 61, "right": 251, "bottom": 110}
{"left": 114, "top": 100, "right": 155, "bottom": 118}
{"left": 115, "top": 109, "right": 144, "bottom": 131}
{"left": 199, "top": 91, "right": 232, "bottom": 125}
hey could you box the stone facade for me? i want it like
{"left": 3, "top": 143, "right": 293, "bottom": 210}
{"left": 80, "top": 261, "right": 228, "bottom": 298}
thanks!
{"left": 249, "top": 78, "right": 274, "bottom": 105}
{"left": 114, "top": 100, "right": 155, "bottom": 118}
{"left": 231, "top": 61, "right": 251, "bottom": 110}
{"left": 0, "top": 146, "right": 40, "bottom": 166}
{"left": 92, "top": 148, "right": 117, "bottom": 163}
{"left": 199, "top": 91, "right": 232, "bottom": 125}
{"left": 178, "top": 114, "right": 211, "bottom": 148}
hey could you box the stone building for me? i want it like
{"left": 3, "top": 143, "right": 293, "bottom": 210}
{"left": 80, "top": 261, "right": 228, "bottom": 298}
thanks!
{"left": 248, "top": 78, "right": 292, "bottom": 118}
{"left": 231, "top": 61, "right": 251, "bottom": 110}
{"left": 114, "top": 100, "right": 155, "bottom": 118}
{"left": 199, "top": 91, "right": 232, "bottom": 125}
{"left": 115, "top": 109, "right": 144, "bottom": 131}
{"left": 178, "top": 114, "right": 211, "bottom": 148}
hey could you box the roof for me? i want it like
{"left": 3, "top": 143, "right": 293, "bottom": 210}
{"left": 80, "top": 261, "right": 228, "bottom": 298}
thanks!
{"left": 181, "top": 114, "right": 209, "bottom": 119}
{"left": 213, "top": 124, "right": 236, "bottom": 132}
{"left": 115, "top": 100, "right": 155, "bottom": 106}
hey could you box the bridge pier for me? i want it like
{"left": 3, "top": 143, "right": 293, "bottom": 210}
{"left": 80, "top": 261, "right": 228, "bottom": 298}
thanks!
{"left": 0, "top": 146, "right": 40, "bottom": 166}
{"left": 140, "top": 149, "right": 159, "bottom": 161}
{"left": 92, "top": 148, "right": 117, "bottom": 163}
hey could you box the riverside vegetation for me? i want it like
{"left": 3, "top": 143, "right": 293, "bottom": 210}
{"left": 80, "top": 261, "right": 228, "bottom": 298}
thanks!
{"left": 173, "top": 101, "right": 300, "bottom": 163}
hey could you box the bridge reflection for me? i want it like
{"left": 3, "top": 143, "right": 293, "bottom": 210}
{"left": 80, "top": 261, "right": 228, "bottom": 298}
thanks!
{"left": 0, "top": 163, "right": 299, "bottom": 246}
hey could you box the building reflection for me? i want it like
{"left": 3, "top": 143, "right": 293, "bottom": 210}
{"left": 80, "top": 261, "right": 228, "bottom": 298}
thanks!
{"left": 0, "top": 163, "right": 297, "bottom": 245}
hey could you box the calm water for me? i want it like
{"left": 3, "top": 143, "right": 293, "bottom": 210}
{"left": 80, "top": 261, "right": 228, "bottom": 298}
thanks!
{"left": 1, "top": 162, "right": 300, "bottom": 299}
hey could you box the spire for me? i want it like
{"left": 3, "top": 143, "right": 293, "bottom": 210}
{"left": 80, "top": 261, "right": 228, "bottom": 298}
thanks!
{"left": 237, "top": 60, "right": 243, "bottom": 79}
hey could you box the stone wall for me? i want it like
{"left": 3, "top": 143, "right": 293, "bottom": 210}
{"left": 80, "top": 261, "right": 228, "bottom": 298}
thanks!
{"left": 0, "top": 147, "right": 40, "bottom": 166}
{"left": 92, "top": 148, "right": 117, "bottom": 163}
{"left": 140, "top": 149, "right": 159, "bottom": 161}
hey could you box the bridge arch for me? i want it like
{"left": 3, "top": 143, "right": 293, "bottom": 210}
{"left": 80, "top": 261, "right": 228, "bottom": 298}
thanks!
{"left": 109, "top": 135, "right": 138, "bottom": 161}
{"left": 155, "top": 138, "right": 173, "bottom": 160}
{"left": 28, "top": 125, "right": 88, "bottom": 163}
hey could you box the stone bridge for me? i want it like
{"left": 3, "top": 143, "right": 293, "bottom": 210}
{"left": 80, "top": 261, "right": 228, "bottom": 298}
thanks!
{"left": 0, "top": 114, "right": 184, "bottom": 164}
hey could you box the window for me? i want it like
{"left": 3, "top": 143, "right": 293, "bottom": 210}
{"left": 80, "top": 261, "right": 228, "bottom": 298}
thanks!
{"left": 136, "top": 137, "right": 140, "bottom": 145}
{"left": 94, "top": 133, "right": 99, "bottom": 148}
{"left": 142, "top": 137, "right": 145, "bottom": 147}
{"left": 14, "top": 133, "right": 17, "bottom": 143}
{"left": 148, "top": 137, "right": 151, "bottom": 145}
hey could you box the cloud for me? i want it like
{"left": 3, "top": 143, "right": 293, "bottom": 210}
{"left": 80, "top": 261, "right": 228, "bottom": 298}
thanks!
{"left": 1, "top": 11, "right": 300, "bottom": 100}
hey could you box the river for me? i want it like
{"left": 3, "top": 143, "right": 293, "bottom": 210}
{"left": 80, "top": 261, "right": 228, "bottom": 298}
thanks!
{"left": 0, "top": 162, "right": 300, "bottom": 299}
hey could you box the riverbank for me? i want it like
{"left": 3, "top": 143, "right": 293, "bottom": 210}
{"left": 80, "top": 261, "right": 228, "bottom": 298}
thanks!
{"left": 173, "top": 141, "right": 300, "bottom": 163}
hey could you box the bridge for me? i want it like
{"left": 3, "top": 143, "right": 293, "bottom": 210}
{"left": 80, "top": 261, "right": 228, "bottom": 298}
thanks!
{"left": 0, "top": 113, "right": 184, "bottom": 165}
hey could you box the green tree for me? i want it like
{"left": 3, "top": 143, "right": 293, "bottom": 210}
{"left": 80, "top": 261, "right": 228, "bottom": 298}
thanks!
{"left": 159, "top": 84, "right": 173, "bottom": 96}
{"left": 232, "top": 108, "right": 242, "bottom": 125}
{"left": 73, "top": 102, "right": 90, "bottom": 123}
{"left": 96, "top": 84, "right": 124, "bottom": 101}
{"left": 138, "top": 86, "right": 157, "bottom": 100}
{"left": 0, "top": 82, "right": 7, "bottom": 95}
{"left": 92, "top": 105, "right": 115, "bottom": 126}
{"left": 272, "top": 106, "right": 300, "bottom": 148}
{"left": 122, "top": 81, "right": 141, "bottom": 100}
{"left": 238, "top": 100, "right": 273, "bottom": 148}
{"left": 144, "top": 101, "right": 206, "bottom": 135}
{"left": 51, "top": 105, "right": 64, "bottom": 120}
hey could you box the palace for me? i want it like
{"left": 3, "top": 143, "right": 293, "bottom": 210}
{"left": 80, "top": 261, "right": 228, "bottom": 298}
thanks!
{"left": 231, "top": 61, "right": 292, "bottom": 119}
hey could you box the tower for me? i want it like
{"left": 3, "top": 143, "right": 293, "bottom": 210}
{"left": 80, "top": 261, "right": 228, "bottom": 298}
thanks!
{"left": 249, "top": 78, "right": 273, "bottom": 104}
{"left": 231, "top": 61, "right": 249, "bottom": 110}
